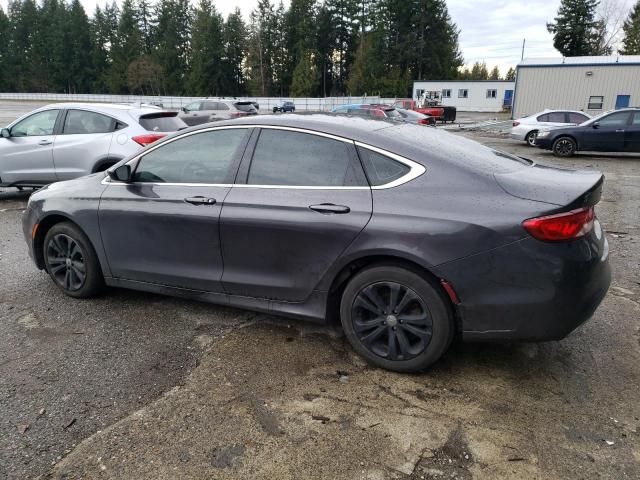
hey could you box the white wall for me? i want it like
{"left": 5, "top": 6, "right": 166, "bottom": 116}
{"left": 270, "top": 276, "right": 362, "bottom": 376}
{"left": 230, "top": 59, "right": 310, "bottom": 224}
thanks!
{"left": 412, "top": 81, "right": 515, "bottom": 112}
{"left": 513, "top": 64, "right": 640, "bottom": 118}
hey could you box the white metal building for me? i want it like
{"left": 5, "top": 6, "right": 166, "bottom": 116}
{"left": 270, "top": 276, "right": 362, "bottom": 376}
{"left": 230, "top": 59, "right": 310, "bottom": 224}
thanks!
{"left": 412, "top": 80, "right": 515, "bottom": 112}
{"left": 513, "top": 55, "right": 640, "bottom": 119}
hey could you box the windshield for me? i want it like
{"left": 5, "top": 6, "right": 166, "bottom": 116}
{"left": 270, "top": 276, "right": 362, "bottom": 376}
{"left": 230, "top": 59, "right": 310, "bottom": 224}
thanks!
{"left": 234, "top": 102, "right": 257, "bottom": 112}
{"left": 384, "top": 109, "right": 401, "bottom": 119}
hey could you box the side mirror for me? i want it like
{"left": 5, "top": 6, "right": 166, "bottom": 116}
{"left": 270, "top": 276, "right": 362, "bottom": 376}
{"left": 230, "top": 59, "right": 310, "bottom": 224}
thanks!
{"left": 181, "top": 107, "right": 188, "bottom": 113}
{"left": 108, "top": 164, "right": 132, "bottom": 183}
{"left": 592, "top": 122, "right": 600, "bottom": 129}
{"left": 1, "top": 128, "right": 10, "bottom": 138}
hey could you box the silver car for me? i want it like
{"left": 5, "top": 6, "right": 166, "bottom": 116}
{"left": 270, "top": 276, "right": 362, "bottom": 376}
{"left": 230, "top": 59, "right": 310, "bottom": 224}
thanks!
{"left": 0, "top": 103, "right": 187, "bottom": 188}
{"left": 178, "top": 99, "right": 258, "bottom": 126}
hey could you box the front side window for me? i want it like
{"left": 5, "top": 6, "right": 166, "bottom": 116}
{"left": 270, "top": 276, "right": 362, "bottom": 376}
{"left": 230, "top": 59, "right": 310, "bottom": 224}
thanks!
{"left": 185, "top": 102, "right": 201, "bottom": 112}
{"left": 247, "top": 129, "right": 359, "bottom": 187}
{"left": 133, "top": 129, "right": 248, "bottom": 184}
{"left": 458, "top": 89, "right": 468, "bottom": 98}
{"left": 486, "top": 89, "right": 497, "bottom": 98}
{"left": 11, "top": 109, "right": 59, "bottom": 136}
{"left": 631, "top": 112, "right": 640, "bottom": 125}
{"left": 358, "top": 147, "right": 410, "bottom": 186}
{"left": 597, "top": 111, "right": 630, "bottom": 126}
{"left": 201, "top": 101, "right": 217, "bottom": 111}
{"left": 63, "top": 110, "right": 115, "bottom": 134}
{"left": 588, "top": 96, "right": 604, "bottom": 109}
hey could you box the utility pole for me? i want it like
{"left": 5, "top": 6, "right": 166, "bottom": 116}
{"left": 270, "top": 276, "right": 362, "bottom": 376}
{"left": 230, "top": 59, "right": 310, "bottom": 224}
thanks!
{"left": 521, "top": 39, "right": 526, "bottom": 61}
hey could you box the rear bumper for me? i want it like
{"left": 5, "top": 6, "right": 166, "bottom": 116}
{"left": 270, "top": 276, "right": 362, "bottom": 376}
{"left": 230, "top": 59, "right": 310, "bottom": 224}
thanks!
{"left": 438, "top": 221, "right": 611, "bottom": 342}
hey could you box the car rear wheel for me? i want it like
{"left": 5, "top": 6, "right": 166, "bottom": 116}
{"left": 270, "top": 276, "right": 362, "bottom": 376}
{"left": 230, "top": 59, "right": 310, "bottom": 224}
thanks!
{"left": 553, "top": 137, "right": 577, "bottom": 157}
{"left": 525, "top": 130, "right": 538, "bottom": 147}
{"left": 340, "top": 265, "right": 453, "bottom": 372}
{"left": 44, "top": 222, "right": 104, "bottom": 298}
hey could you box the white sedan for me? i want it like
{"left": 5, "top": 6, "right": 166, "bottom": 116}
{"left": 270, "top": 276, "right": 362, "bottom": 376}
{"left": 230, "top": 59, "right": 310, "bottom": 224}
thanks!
{"left": 511, "top": 110, "right": 590, "bottom": 146}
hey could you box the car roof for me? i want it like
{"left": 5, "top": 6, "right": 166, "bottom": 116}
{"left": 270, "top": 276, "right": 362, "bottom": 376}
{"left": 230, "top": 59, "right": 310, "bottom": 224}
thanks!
{"left": 35, "top": 102, "right": 169, "bottom": 118}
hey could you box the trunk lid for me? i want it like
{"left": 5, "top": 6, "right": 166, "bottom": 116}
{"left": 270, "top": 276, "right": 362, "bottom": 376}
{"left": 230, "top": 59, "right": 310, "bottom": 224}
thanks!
{"left": 494, "top": 163, "right": 603, "bottom": 208}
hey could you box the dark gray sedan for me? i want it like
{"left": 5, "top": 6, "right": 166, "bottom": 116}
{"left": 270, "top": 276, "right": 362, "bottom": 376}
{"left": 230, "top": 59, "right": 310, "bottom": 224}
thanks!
{"left": 22, "top": 115, "right": 610, "bottom": 372}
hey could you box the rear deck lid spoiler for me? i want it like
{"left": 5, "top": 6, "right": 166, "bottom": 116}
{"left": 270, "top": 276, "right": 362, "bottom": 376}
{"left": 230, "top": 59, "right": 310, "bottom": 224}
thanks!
{"left": 494, "top": 163, "right": 603, "bottom": 208}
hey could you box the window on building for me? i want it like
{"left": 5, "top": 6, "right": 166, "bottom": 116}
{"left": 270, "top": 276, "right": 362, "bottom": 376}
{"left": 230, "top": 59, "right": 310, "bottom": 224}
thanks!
{"left": 486, "top": 89, "right": 497, "bottom": 99}
{"left": 442, "top": 89, "right": 451, "bottom": 98}
{"left": 587, "top": 96, "right": 604, "bottom": 109}
{"left": 458, "top": 89, "right": 468, "bottom": 99}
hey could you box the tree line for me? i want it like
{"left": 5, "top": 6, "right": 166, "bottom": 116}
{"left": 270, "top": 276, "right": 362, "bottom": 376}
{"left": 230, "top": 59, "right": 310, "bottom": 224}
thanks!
{"left": 547, "top": 0, "right": 640, "bottom": 57}
{"left": 0, "top": 0, "right": 467, "bottom": 97}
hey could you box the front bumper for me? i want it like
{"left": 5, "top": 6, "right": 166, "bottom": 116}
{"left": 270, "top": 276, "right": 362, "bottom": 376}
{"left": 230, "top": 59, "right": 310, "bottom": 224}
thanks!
{"left": 438, "top": 221, "right": 611, "bottom": 341}
{"left": 533, "top": 136, "right": 553, "bottom": 150}
{"left": 21, "top": 205, "right": 39, "bottom": 266}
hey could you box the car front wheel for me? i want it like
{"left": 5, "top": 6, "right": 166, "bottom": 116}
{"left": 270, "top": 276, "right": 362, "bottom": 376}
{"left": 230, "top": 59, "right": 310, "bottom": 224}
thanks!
{"left": 340, "top": 265, "right": 453, "bottom": 372}
{"left": 552, "top": 137, "right": 577, "bottom": 157}
{"left": 43, "top": 222, "right": 104, "bottom": 298}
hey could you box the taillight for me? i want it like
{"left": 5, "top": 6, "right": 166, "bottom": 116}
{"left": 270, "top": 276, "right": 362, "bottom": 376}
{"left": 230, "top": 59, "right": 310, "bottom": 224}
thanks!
{"left": 522, "top": 207, "right": 595, "bottom": 242}
{"left": 419, "top": 118, "right": 429, "bottom": 125}
{"left": 513, "top": 121, "right": 520, "bottom": 127}
{"left": 132, "top": 133, "right": 166, "bottom": 146}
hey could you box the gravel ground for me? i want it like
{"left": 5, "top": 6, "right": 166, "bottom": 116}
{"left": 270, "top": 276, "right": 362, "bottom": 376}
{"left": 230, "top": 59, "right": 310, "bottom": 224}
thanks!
{"left": 0, "top": 106, "right": 639, "bottom": 479}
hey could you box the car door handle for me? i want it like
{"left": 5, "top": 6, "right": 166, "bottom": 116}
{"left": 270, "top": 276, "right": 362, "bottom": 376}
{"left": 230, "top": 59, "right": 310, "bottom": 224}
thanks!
{"left": 309, "top": 203, "right": 351, "bottom": 214}
{"left": 184, "top": 196, "right": 216, "bottom": 205}
{"left": 38, "top": 139, "right": 53, "bottom": 145}
{"left": 616, "top": 129, "right": 625, "bottom": 133}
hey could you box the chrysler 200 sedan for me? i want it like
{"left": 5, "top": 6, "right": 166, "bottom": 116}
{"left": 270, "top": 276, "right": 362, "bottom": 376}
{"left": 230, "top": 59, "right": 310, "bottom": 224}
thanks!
{"left": 22, "top": 115, "right": 611, "bottom": 372}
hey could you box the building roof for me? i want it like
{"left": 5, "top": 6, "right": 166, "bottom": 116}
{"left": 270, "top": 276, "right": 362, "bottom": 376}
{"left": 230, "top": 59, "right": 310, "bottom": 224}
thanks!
{"left": 519, "top": 55, "right": 640, "bottom": 67}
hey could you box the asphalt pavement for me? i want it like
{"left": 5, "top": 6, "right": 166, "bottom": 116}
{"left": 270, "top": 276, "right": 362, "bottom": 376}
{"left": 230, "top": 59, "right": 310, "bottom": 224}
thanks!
{"left": 0, "top": 107, "right": 638, "bottom": 479}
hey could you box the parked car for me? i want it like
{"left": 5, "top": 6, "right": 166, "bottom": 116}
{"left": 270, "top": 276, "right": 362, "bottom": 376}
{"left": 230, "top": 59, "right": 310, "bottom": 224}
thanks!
{"left": 535, "top": 108, "right": 640, "bottom": 157}
{"left": 392, "top": 99, "right": 450, "bottom": 122}
{"left": 332, "top": 104, "right": 402, "bottom": 120}
{"left": 178, "top": 99, "right": 258, "bottom": 126}
{"left": 511, "top": 109, "right": 590, "bottom": 147}
{"left": 0, "top": 103, "right": 187, "bottom": 189}
{"left": 395, "top": 108, "right": 436, "bottom": 126}
{"left": 273, "top": 101, "right": 296, "bottom": 113}
{"left": 23, "top": 115, "right": 610, "bottom": 372}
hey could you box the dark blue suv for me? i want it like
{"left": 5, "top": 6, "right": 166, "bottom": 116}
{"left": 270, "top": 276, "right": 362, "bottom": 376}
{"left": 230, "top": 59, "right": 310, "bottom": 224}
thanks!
{"left": 273, "top": 101, "right": 296, "bottom": 113}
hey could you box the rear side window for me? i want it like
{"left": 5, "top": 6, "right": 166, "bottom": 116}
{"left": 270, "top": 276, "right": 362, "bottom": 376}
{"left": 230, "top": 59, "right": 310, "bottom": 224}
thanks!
{"left": 568, "top": 112, "right": 589, "bottom": 124}
{"left": 133, "top": 129, "right": 248, "bottom": 184}
{"left": 546, "top": 112, "right": 565, "bottom": 122}
{"left": 248, "top": 129, "right": 362, "bottom": 186}
{"left": 217, "top": 102, "right": 230, "bottom": 111}
{"left": 202, "top": 101, "right": 217, "bottom": 110}
{"left": 358, "top": 147, "right": 410, "bottom": 186}
{"left": 63, "top": 110, "right": 115, "bottom": 134}
{"left": 139, "top": 113, "right": 187, "bottom": 132}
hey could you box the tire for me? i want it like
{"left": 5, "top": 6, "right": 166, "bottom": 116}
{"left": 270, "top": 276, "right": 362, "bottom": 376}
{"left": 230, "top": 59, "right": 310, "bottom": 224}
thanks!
{"left": 525, "top": 130, "right": 538, "bottom": 147}
{"left": 552, "top": 136, "right": 577, "bottom": 157}
{"left": 340, "top": 265, "right": 454, "bottom": 372}
{"left": 43, "top": 222, "right": 104, "bottom": 298}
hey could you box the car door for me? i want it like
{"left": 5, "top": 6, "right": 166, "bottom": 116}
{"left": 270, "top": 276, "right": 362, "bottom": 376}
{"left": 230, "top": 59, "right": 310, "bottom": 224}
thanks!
{"left": 538, "top": 111, "right": 567, "bottom": 128}
{"left": 582, "top": 111, "right": 630, "bottom": 152}
{"left": 219, "top": 127, "right": 373, "bottom": 302}
{"left": 625, "top": 111, "right": 640, "bottom": 152}
{"left": 52, "top": 109, "right": 118, "bottom": 180}
{"left": 0, "top": 109, "right": 61, "bottom": 185}
{"left": 179, "top": 101, "right": 203, "bottom": 126}
{"left": 98, "top": 127, "right": 252, "bottom": 292}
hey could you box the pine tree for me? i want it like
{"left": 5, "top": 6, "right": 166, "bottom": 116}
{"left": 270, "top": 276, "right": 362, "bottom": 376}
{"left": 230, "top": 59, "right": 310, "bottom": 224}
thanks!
{"left": 66, "top": 0, "right": 93, "bottom": 92}
{"left": 325, "top": 0, "right": 359, "bottom": 95}
{"left": 620, "top": 1, "right": 640, "bottom": 54}
{"left": 489, "top": 65, "right": 501, "bottom": 80}
{"left": 246, "top": 0, "right": 275, "bottom": 96}
{"left": 0, "top": 7, "right": 11, "bottom": 91}
{"left": 188, "top": 0, "right": 225, "bottom": 96}
{"left": 284, "top": 0, "right": 317, "bottom": 94}
{"left": 505, "top": 67, "right": 516, "bottom": 81}
{"left": 272, "top": 1, "right": 288, "bottom": 96}
{"left": 547, "top": 0, "right": 609, "bottom": 56}
{"left": 290, "top": 50, "right": 319, "bottom": 96}
{"left": 108, "top": 0, "right": 143, "bottom": 93}
{"left": 223, "top": 8, "right": 247, "bottom": 96}
{"left": 137, "top": 0, "right": 154, "bottom": 54}
{"left": 315, "top": 4, "right": 334, "bottom": 96}
{"left": 8, "top": 0, "right": 40, "bottom": 91}
{"left": 346, "top": 32, "right": 381, "bottom": 95}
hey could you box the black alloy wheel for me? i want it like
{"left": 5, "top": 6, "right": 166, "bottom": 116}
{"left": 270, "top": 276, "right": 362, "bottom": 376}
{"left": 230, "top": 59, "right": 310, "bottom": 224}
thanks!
{"left": 553, "top": 137, "right": 577, "bottom": 157}
{"left": 340, "top": 265, "right": 454, "bottom": 372}
{"left": 43, "top": 222, "right": 104, "bottom": 298}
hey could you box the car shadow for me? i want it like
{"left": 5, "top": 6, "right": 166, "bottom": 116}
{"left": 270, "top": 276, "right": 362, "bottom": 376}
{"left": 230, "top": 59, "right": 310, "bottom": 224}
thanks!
{"left": 0, "top": 188, "right": 33, "bottom": 202}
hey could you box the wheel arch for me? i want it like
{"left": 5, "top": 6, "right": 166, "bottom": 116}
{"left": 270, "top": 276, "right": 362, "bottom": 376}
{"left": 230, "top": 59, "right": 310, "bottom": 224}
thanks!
{"left": 323, "top": 253, "right": 461, "bottom": 334}
{"left": 33, "top": 214, "right": 87, "bottom": 269}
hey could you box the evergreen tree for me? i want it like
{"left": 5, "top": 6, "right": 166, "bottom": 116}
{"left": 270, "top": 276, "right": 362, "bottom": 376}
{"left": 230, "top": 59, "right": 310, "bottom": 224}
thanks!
{"left": 152, "top": 0, "right": 191, "bottom": 94}
{"left": 223, "top": 8, "right": 247, "bottom": 96}
{"left": 325, "top": 0, "right": 359, "bottom": 95}
{"left": 137, "top": 0, "right": 154, "bottom": 54}
{"left": 0, "top": 7, "right": 11, "bottom": 91}
{"left": 66, "top": 0, "right": 93, "bottom": 92}
{"left": 246, "top": 0, "right": 275, "bottom": 96}
{"left": 620, "top": 1, "right": 640, "bottom": 54}
{"left": 272, "top": 1, "right": 288, "bottom": 96}
{"left": 315, "top": 3, "right": 334, "bottom": 96}
{"left": 108, "top": 0, "right": 143, "bottom": 93}
{"left": 505, "top": 66, "right": 516, "bottom": 81}
{"left": 284, "top": 0, "right": 317, "bottom": 94}
{"left": 188, "top": 0, "right": 225, "bottom": 96}
{"left": 290, "top": 50, "right": 319, "bottom": 96}
{"left": 8, "top": 0, "right": 40, "bottom": 91}
{"left": 489, "top": 65, "right": 501, "bottom": 80}
{"left": 547, "top": 0, "right": 609, "bottom": 56}
{"left": 346, "top": 32, "right": 381, "bottom": 95}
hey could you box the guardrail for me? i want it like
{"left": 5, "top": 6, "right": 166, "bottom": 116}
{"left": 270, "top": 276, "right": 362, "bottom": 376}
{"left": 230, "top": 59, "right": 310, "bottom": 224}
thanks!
{"left": 0, "top": 93, "right": 401, "bottom": 112}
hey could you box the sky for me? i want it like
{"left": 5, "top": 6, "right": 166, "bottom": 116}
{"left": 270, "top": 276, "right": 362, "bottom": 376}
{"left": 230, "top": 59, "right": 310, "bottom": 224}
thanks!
{"left": 1, "top": 0, "right": 635, "bottom": 75}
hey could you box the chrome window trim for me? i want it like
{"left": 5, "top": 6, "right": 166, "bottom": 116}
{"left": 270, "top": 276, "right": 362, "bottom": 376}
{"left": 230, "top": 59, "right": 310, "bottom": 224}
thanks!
{"left": 103, "top": 124, "right": 425, "bottom": 190}
{"left": 354, "top": 142, "right": 426, "bottom": 189}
